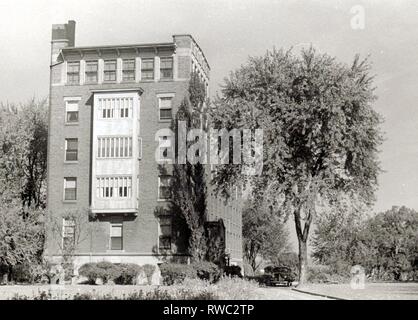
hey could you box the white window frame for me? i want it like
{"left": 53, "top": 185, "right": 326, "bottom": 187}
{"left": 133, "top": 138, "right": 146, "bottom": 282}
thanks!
{"left": 157, "top": 93, "right": 175, "bottom": 122}
{"left": 64, "top": 138, "right": 78, "bottom": 162}
{"left": 97, "top": 136, "right": 133, "bottom": 159}
{"left": 109, "top": 220, "right": 123, "bottom": 251}
{"left": 63, "top": 177, "right": 77, "bottom": 201}
{"left": 64, "top": 96, "right": 81, "bottom": 124}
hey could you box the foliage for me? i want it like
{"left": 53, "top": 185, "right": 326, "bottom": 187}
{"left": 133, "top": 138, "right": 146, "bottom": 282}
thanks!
{"left": 167, "top": 71, "right": 209, "bottom": 261}
{"left": 223, "top": 265, "right": 242, "bottom": 278}
{"left": 242, "top": 198, "right": 289, "bottom": 273}
{"left": 307, "top": 264, "right": 350, "bottom": 284}
{"left": 159, "top": 261, "right": 222, "bottom": 285}
{"left": 0, "top": 99, "right": 48, "bottom": 208}
{"left": 114, "top": 263, "right": 143, "bottom": 285}
{"left": 159, "top": 263, "right": 198, "bottom": 285}
{"left": 362, "top": 206, "right": 418, "bottom": 280}
{"left": 192, "top": 260, "right": 222, "bottom": 283}
{"left": 10, "top": 277, "right": 260, "bottom": 300}
{"left": 312, "top": 205, "right": 418, "bottom": 281}
{"left": 0, "top": 199, "right": 45, "bottom": 282}
{"left": 78, "top": 262, "right": 143, "bottom": 285}
{"left": 78, "top": 263, "right": 102, "bottom": 284}
{"left": 210, "top": 47, "right": 382, "bottom": 284}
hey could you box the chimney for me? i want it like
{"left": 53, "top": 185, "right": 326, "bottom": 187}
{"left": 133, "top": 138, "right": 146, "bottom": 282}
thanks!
{"left": 50, "top": 20, "right": 76, "bottom": 64}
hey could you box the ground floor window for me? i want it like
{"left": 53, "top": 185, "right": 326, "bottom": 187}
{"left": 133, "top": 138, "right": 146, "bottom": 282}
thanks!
{"left": 159, "top": 216, "right": 172, "bottom": 250}
{"left": 110, "top": 220, "right": 123, "bottom": 250}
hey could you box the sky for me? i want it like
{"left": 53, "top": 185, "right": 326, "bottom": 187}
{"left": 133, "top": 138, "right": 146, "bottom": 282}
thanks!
{"left": 0, "top": 0, "right": 417, "bottom": 214}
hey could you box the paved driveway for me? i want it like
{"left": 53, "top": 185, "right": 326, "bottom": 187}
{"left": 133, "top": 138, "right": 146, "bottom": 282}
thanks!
{"left": 255, "top": 287, "right": 330, "bottom": 300}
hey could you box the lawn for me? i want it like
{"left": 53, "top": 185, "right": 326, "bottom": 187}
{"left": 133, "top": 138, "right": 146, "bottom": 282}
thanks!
{"left": 297, "top": 282, "right": 418, "bottom": 300}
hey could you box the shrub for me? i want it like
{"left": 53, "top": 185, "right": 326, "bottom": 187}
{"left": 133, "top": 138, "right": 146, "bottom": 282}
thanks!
{"left": 307, "top": 265, "right": 349, "bottom": 284}
{"left": 159, "top": 263, "right": 197, "bottom": 285}
{"left": 143, "top": 264, "right": 156, "bottom": 285}
{"left": 114, "top": 263, "right": 142, "bottom": 285}
{"left": 191, "top": 261, "right": 221, "bottom": 283}
{"left": 223, "top": 265, "right": 242, "bottom": 278}
{"left": 78, "top": 263, "right": 101, "bottom": 284}
{"left": 96, "top": 261, "right": 118, "bottom": 284}
{"left": 78, "top": 262, "right": 142, "bottom": 285}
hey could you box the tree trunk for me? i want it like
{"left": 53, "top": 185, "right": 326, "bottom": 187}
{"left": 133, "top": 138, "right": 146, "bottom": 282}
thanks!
{"left": 297, "top": 237, "right": 308, "bottom": 286}
{"left": 294, "top": 205, "right": 313, "bottom": 287}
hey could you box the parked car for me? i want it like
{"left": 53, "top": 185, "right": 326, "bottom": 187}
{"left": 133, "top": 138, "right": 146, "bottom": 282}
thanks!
{"left": 263, "top": 266, "right": 297, "bottom": 287}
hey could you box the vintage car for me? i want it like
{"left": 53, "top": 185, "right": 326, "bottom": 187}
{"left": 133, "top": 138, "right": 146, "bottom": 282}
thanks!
{"left": 263, "top": 266, "right": 297, "bottom": 287}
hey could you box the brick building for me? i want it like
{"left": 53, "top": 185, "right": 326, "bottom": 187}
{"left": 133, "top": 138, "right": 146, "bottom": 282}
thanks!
{"left": 45, "top": 21, "right": 243, "bottom": 274}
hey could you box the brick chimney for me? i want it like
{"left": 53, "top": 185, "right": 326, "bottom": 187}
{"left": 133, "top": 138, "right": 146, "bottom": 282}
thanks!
{"left": 50, "top": 20, "right": 76, "bottom": 64}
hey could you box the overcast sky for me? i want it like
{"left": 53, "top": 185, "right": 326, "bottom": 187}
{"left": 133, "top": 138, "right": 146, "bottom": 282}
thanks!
{"left": 1, "top": 0, "right": 417, "bottom": 214}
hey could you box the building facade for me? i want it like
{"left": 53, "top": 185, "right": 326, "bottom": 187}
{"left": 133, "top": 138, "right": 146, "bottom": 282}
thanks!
{"left": 45, "top": 21, "right": 242, "bottom": 273}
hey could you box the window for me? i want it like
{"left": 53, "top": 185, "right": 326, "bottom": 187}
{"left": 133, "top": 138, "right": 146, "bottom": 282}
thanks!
{"left": 158, "top": 96, "right": 173, "bottom": 120}
{"left": 97, "top": 137, "right": 132, "bottom": 158}
{"left": 141, "top": 58, "right": 154, "bottom": 80}
{"left": 65, "top": 100, "right": 79, "bottom": 123}
{"left": 158, "top": 175, "right": 171, "bottom": 200}
{"left": 85, "top": 61, "right": 98, "bottom": 83}
{"left": 158, "top": 136, "right": 173, "bottom": 161}
{"left": 98, "top": 97, "right": 133, "bottom": 119}
{"left": 96, "top": 176, "right": 132, "bottom": 199}
{"left": 65, "top": 138, "right": 78, "bottom": 161}
{"left": 63, "top": 219, "right": 75, "bottom": 250}
{"left": 160, "top": 57, "right": 173, "bottom": 80}
{"left": 159, "top": 216, "right": 172, "bottom": 250}
{"left": 64, "top": 177, "right": 77, "bottom": 200}
{"left": 122, "top": 59, "right": 135, "bottom": 82}
{"left": 67, "top": 62, "right": 80, "bottom": 85}
{"left": 110, "top": 220, "right": 123, "bottom": 250}
{"left": 104, "top": 60, "right": 117, "bottom": 82}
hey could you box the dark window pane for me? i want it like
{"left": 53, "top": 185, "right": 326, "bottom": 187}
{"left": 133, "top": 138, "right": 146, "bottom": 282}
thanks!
{"left": 159, "top": 108, "right": 172, "bottom": 120}
{"left": 64, "top": 188, "right": 76, "bottom": 200}
{"left": 67, "top": 111, "right": 78, "bottom": 122}
{"left": 66, "top": 150, "right": 78, "bottom": 161}
{"left": 111, "top": 237, "right": 123, "bottom": 250}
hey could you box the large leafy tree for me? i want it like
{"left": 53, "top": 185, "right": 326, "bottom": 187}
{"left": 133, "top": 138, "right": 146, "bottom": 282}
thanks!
{"left": 0, "top": 98, "right": 48, "bottom": 207}
{"left": 242, "top": 198, "right": 289, "bottom": 274}
{"left": 362, "top": 206, "right": 418, "bottom": 280}
{"left": 0, "top": 198, "right": 44, "bottom": 282}
{"left": 0, "top": 98, "right": 48, "bottom": 281}
{"left": 210, "top": 48, "right": 382, "bottom": 284}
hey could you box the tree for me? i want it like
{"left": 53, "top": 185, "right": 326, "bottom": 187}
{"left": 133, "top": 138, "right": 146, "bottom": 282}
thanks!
{"left": 312, "top": 202, "right": 370, "bottom": 275}
{"left": 45, "top": 208, "right": 99, "bottom": 279}
{"left": 242, "top": 198, "right": 289, "bottom": 274}
{"left": 0, "top": 198, "right": 44, "bottom": 282}
{"left": 167, "top": 72, "right": 209, "bottom": 261}
{"left": 0, "top": 98, "right": 48, "bottom": 208}
{"left": 362, "top": 206, "right": 418, "bottom": 280}
{"left": 0, "top": 98, "right": 48, "bottom": 282}
{"left": 210, "top": 47, "right": 382, "bottom": 284}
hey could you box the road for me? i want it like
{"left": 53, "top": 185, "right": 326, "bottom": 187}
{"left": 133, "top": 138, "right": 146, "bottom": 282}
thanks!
{"left": 255, "top": 286, "right": 331, "bottom": 300}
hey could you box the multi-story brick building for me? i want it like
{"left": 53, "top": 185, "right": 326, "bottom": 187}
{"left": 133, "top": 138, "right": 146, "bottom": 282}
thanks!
{"left": 45, "top": 21, "right": 242, "bottom": 275}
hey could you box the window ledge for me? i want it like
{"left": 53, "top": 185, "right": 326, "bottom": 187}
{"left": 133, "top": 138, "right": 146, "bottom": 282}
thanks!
{"left": 64, "top": 161, "right": 78, "bottom": 164}
{"left": 65, "top": 122, "right": 79, "bottom": 126}
{"left": 158, "top": 119, "right": 172, "bottom": 123}
{"left": 63, "top": 200, "right": 77, "bottom": 203}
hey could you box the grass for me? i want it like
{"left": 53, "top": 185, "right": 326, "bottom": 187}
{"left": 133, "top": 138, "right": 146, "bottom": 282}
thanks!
{"left": 2, "top": 277, "right": 261, "bottom": 300}
{"left": 297, "top": 282, "right": 418, "bottom": 300}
